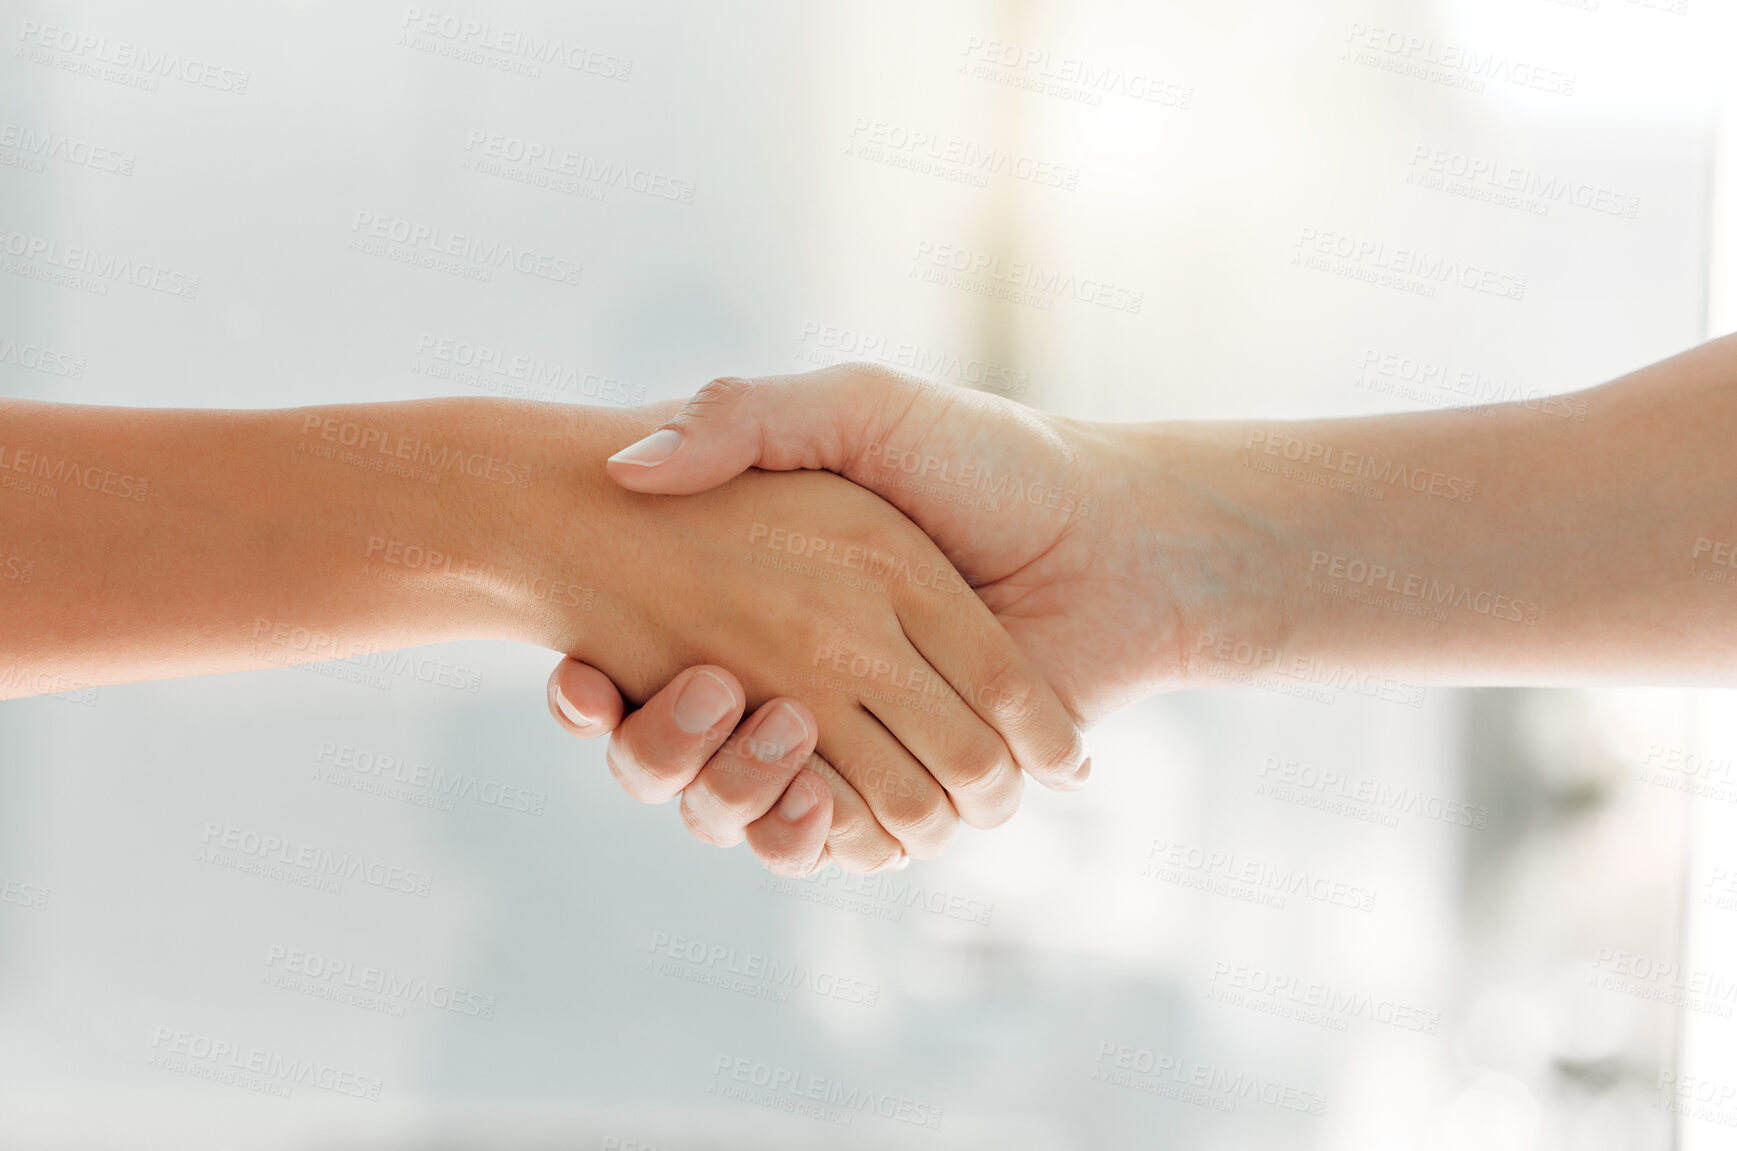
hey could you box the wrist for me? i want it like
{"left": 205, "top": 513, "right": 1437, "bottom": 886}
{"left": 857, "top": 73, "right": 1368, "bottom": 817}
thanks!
{"left": 453, "top": 400, "right": 681, "bottom": 656}
{"left": 1095, "top": 420, "right": 1296, "bottom": 693}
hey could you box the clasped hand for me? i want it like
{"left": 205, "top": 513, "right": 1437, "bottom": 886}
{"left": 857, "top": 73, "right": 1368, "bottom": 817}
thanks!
{"left": 546, "top": 366, "right": 1189, "bottom": 876}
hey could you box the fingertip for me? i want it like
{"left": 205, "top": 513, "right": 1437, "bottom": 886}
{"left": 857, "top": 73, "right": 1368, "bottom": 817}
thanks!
{"left": 607, "top": 427, "right": 684, "bottom": 468}
{"left": 1038, "top": 752, "right": 1094, "bottom": 793}
{"left": 748, "top": 768, "right": 832, "bottom": 877}
{"left": 547, "top": 659, "right": 625, "bottom": 738}
{"left": 607, "top": 665, "right": 746, "bottom": 803}
{"left": 670, "top": 665, "right": 744, "bottom": 737}
{"left": 776, "top": 767, "right": 826, "bottom": 822}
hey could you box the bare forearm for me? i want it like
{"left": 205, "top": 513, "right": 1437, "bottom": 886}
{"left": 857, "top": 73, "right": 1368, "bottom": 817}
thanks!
{"left": 1133, "top": 335, "right": 1737, "bottom": 688}
{"left": 0, "top": 397, "right": 670, "bottom": 697}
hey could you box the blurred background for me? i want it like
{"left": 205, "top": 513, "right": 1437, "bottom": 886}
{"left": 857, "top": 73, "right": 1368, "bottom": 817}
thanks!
{"left": 2, "top": 0, "right": 1736, "bottom": 1147}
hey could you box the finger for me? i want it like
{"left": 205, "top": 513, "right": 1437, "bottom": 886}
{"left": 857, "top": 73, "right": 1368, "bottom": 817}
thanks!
{"left": 680, "top": 699, "right": 817, "bottom": 847}
{"left": 894, "top": 575, "right": 1088, "bottom": 792}
{"left": 816, "top": 701, "right": 961, "bottom": 861}
{"left": 547, "top": 658, "right": 627, "bottom": 738}
{"left": 807, "top": 752, "right": 911, "bottom": 874}
{"left": 605, "top": 666, "right": 744, "bottom": 804}
{"left": 605, "top": 368, "right": 920, "bottom": 494}
{"left": 849, "top": 640, "right": 1025, "bottom": 830}
{"left": 743, "top": 767, "right": 832, "bottom": 877}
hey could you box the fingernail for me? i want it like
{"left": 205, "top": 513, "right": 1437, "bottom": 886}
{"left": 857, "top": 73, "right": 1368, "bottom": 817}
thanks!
{"left": 777, "top": 781, "right": 818, "bottom": 822}
{"left": 890, "top": 852, "right": 911, "bottom": 871}
{"left": 750, "top": 702, "right": 810, "bottom": 763}
{"left": 609, "top": 428, "right": 683, "bottom": 467}
{"left": 672, "top": 670, "right": 737, "bottom": 734}
{"left": 1072, "top": 757, "right": 1093, "bottom": 785}
{"left": 553, "top": 684, "right": 599, "bottom": 729}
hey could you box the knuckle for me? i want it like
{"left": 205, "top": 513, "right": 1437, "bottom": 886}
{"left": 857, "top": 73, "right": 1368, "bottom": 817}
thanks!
{"left": 687, "top": 375, "right": 757, "bottom": 417}
{"left": 822, "top": 812, "right": 894, "bottom": 872}
{"left": 966, "top": 655, "right": 1038, "bottom": 726}
{"left": 679, "top": 793, "right": 743, "bottom": 847}
{"left": 871, "top": 782, "right": 956, "bottom": 841}
{"left": 762, "top": 854, "right": 818, "bottom": 878}
{"left": 941, "top": 736, "right": 1015, "bottom": 798}
{"left": 691, "top": 772, "right": 766, "bottom": 829}
{"left": 749, "top": 826, "right": 826, "bottom": 878}
{"left": 961, "top": 662, "right": 1085, "bottom": 778}
{"left": 604, "top": 745, "right": 663, "bottom": 802}
{"left": 823, "top": 829, "right": 905, "bottom": 874}
{"left": 959, "top": 778, "right": 1022, "bottom": 830}
{"left": 612, "top": 731, "right": 687, "bottom": 788}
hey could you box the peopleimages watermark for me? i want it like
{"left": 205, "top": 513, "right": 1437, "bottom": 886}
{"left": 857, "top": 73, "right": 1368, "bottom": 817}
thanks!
{"left": 399, "top": 7, "right": 631, "bottom": 81}
{"left": 1703, "top": 868, "right": 1737, "bottom": 915}
{"left": 1304, "top": 550, "right": 1539, "bottom": 627}
{"left": 1655, "top": 1070, "right": 1737, "bottom": 1128}
{"left": 809, "top": 644, "right": 951, "bottom": 717}
{"left": 365, "top": 535, "right": 593, "bottom": 610}
{"left": 412, "top": 332, "right": 645, "bottom": 406}
{"left": 263, "top": 943, "right": 497, "bottom": 1020}
{"left": 1405, "top": 144, "right": 1638, "bottom": 219}
{"left": 462, "top": 129, "right": 695, "bottom": 204}
{"left": 0, "top": 334, "right": 86, "bottom": 380}
{"left": 1256, "top": 755, "right": 1488, "bottom": 830}
{"left": 1142, "top": 837, "right": 1379, "bottom": 913}
{"left": 758, "top": 862, "right": 994, "bottom": 925}
{"left": 16, "top": 20, "right": 250, "bottom": 95}
{"left": 298, "top": 412, "right": 533, "bottom": 488}
{"left": 959, "top": 36, "right": 1193, "bottom": 110}
{"left": 645, "top": 930, "right": 880, "bottom": 1007}
{"left": 708, "top": 1054, "right": 944, "bottom": 1129}
{"left": 793, "top": 322, "right": 1029, "bottom": 396}
{"left": 1688, "top": 537, "right": 1737, "bottom": 590}
{"left": 809, "top": 641, "right": 1035, "bottom": 728}
{"left": 749, "top": 522, "right": 971, "bottom": 596}
{"left": 0, "top": 120, "right": 135, "bottom": 176}
{"left": 347, "top": 210, "right": 581, "bottom": 287}
{"left": 0, "top": 549, "right": 33, "bottom": 584}
{"left": 1292, "top": 226, "right": 1526, "bottom": 302}
{"left": 1342, "top": 22, "right": 1576, "bottom": 98}
{"left": 1193, "top": 629, "right": 1429, "bottom": 708}
{"left": 1639, "top": 744, "right": 1737, "bottom": 806}
{"left": 0, "top": 442, "right": 149, "bottom": 502}
{"left": 250, "top": 615, "right": 484, "bottom": 694}
{"left": 861, "top": 442, "right": 1094, "bottom": 517}
{"left": 314, "top": 739, "right": 547, "bottom": 816}
{"left": 198, "top": 821, "right": 434, "bottom": 897}
{"left": 1205, "top": 960, "right": 1441, "bottom": 1034}
{"left": 0, "top": 225, "right": 200, "bottom": 299}
{"left": 1091, "top": 1042, "right": 1326, "bottom": 1116}
{"left": 0, "top": 661, "right": 99, "bottom": 704}
{"left": 845, "top": 115, "right": 1079, "bottom": 191}
{"left": 1588, "top": 947, "right": 1736, "bottom": 1018}
{"left": 149, "top": 1026, "right": 381, "bottom": 1101}
{"left": 1352, "top": 348, "right": 1590, "bottom": 422}
{"left": 1, "top": 876, "right": 49, "bottom": 911}
{"left": 910, "top": 240, "right": 1143, "bottom": 313}
{"left": 1244, "top": 429, "right": 1476, "bottom": 503}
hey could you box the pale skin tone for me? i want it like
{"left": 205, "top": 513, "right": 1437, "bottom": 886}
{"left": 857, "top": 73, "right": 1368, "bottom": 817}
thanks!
{"left": 559, "top": 334, "right": 1737, "bottom": 867}
{"left": 0, "top": 396, "right": 1088, "bottom": 875}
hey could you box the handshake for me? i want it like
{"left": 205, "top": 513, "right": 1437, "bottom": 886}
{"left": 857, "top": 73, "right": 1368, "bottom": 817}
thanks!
{"left": 9, "top": 337, "right": 1703, "bottom": 860}
{"left": 538, "top": 362, "right": 1194, "bottom": 878}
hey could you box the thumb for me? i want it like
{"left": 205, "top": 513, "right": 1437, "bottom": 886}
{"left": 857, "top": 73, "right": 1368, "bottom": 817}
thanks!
{"left": 606, "top": 371, "right": 908, "bottom": 495}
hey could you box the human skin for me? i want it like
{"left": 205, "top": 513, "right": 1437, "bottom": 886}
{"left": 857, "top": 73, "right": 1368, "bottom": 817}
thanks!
{"left": 557, "top": 335, "right": 1737, "bottom": 863}
{"left": 0, "top": 396, "right": 1086, "bottom": 874}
